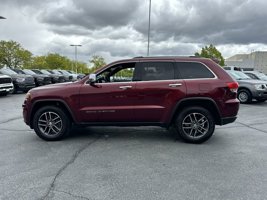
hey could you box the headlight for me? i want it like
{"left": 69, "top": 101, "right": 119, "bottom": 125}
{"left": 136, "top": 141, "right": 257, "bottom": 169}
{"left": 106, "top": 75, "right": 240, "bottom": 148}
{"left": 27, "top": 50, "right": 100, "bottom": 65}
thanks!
{"left": 255, "top": 84, "right": 266, "bottom": 90}
{"left": 16, "top": 77, "right": 25, "bottom": 82}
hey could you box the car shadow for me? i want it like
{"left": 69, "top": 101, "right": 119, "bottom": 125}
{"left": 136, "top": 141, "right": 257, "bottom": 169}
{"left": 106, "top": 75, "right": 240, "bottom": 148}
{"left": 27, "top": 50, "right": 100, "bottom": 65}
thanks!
{"left": 245, "top": 100, "right": 266, "bottom": 106}
{"left": 67, "top": 126, "right": 178, "bottom": 143}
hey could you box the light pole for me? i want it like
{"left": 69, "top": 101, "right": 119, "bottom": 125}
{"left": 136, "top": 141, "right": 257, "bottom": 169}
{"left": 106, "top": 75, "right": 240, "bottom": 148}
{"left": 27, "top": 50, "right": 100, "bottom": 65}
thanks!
{"left": 147, "top": 0, "right": 152, "bottom": 56}
{"left": 70, "top": 44, "right": 82, "bottom": 73}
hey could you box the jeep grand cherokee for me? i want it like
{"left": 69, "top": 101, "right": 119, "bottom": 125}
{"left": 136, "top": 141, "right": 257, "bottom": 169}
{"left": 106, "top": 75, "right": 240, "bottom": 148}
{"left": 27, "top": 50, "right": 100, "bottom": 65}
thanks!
{"left": 23, "top": 57, "right": 239, "bottom": 143}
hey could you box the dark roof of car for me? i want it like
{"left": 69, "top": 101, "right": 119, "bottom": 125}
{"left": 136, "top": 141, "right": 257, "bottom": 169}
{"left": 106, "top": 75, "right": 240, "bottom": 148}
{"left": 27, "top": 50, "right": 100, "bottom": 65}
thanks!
{"left": 109, "top": 56, "right": 213, "bottom": 64}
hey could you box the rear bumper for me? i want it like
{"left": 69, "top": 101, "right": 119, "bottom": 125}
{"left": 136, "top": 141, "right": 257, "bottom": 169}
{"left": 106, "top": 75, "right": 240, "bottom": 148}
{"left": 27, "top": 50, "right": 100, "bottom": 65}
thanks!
{"left": 220, "top": 116, "right": 237, "bottom": 125}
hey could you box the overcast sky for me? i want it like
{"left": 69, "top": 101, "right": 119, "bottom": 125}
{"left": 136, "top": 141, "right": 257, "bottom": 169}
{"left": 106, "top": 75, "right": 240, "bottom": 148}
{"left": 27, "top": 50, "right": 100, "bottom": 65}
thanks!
{"left": 1, "top": 0, "right": 267, "bottom": 64}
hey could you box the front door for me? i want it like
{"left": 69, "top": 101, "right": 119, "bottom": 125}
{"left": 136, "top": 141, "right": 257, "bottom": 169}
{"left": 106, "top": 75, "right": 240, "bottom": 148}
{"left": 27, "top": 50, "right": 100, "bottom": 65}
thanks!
{"left": 79, "top": 62, "right": 137, "bottom": 123}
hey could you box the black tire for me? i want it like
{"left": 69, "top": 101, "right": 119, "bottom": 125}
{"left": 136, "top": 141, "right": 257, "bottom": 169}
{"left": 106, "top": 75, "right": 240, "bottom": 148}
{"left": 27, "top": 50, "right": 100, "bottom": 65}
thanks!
{"left": 33, "top": 106, "right": 71, "bottom": 141}
{"left": 257, "top": 99, "right": 266, "bottom": 103}
{"left": 12, "top": 88, "right": 17, "bottom": 94}
{"left": 0, "top": 92, "right": 8, "bottom": 96}
{"left": 238, "top": 89, "right": 252, "bottom": 104}
{"left": 173, "top": 107, "right": 215, "bottom": 144}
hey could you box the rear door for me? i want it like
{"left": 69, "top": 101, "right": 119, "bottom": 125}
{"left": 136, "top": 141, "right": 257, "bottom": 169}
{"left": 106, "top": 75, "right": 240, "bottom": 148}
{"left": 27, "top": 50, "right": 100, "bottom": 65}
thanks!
{"left": 133, "top": 61, "right": 186, "bottom": 123}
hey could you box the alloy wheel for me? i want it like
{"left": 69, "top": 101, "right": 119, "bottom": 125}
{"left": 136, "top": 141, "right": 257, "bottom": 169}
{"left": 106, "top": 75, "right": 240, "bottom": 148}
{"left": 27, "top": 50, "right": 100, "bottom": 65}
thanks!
{"left": 182, "top": 112, "right": 209, "bottom": 139}
{"left": 38, "top": 111, "right": 63, "bottom": 136}
{"left": 238, "top": 92, "right": 248, "bottom": 103}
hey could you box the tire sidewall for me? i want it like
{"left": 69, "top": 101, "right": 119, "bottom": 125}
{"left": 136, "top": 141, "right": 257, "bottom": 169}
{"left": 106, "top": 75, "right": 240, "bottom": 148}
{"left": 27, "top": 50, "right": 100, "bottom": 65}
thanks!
{"left": 175, "top": 107, "right": 215, "bottom": 144}
{"left": 238, "top": 89, "right": 252, "bottom": 104}
{"left": 33, "top": 106, "right": 70, "bottom": 141}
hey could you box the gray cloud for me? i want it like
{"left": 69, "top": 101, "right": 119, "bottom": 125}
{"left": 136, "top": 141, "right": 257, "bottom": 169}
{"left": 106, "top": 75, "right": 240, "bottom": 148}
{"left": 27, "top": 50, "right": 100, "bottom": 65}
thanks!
{"left": 1, "top": 0, "right": 267, "bottom": 63}
{"left": 37, "top": 0, "right": 267, "bottom": 46}
{"left": 40, "top": 0, "right": 142, "bottom": 30}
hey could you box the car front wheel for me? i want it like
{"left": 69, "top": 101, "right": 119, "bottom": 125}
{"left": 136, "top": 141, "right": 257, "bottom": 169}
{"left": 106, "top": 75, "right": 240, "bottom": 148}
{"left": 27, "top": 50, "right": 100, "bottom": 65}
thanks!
{"left": 238, "top": 89, "right": 252, "bottom": 103}
{"left": 33, "top": 106, "right": 71, "bottom": 141}
{"left": 174, "top": 107, "right": 215, "bottom": 144}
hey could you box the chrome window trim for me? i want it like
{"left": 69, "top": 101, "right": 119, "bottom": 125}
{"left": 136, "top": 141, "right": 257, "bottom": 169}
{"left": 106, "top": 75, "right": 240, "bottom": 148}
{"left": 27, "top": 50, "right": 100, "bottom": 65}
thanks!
{"left": 84, "top": 60, "right": 218, "bottom": 85}
{"left": 84, "top": 61, "right": 138, "bottom": 85}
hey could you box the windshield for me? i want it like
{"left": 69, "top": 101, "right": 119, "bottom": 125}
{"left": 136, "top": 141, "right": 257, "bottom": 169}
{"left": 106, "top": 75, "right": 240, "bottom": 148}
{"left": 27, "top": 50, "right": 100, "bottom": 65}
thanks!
{"left": 40, "top": 70, "right": 51, "bottom": 75}
{"left": 23, "top": 69, "right": 35, "bottom": 75}
{"left": 59, "top": 70, "right": 69, "bottom": 75}
{"left": 256, "top": 72, "right": 267, "bottom": 80}
{"left": 0, "top": 68, "right": 18, "bottom": 75}
{"left": 228, "top": 71, "right": 251, "bottom": 80}
{"left": 67, "top": 70, "right": 75, "bottom": 74}
{"left": 14, "top": 69, "right": 25, "bottom": 74}
{"left": 51, "top": 70, "right": 61, "bottom": 75}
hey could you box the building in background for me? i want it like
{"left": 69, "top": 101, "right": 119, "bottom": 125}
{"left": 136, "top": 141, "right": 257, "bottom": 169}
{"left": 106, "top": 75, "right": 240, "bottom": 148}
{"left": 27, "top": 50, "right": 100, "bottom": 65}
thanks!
{"left": 225, "top": 51, "right": 267, "bottom": 73}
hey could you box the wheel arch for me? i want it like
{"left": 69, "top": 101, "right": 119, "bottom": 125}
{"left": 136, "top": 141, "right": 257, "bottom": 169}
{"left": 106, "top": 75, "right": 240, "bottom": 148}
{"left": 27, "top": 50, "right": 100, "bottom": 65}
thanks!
{"left": 238, "top": 87, "right": 252, "bottom": 95}
{"left": 30, "top": 99, "right": 76, "bottom": 128}
{"left": 168, "top": 97, "right": 222, "bottom": 126}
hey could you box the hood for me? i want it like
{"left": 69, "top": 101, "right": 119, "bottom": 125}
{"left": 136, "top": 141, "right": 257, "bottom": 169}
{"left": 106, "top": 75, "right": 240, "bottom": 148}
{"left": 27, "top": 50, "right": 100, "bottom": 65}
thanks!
{"left": 30, "top": 82, "right": 73, "bottom": 91}
{"left": 9, "top": 74, "right": 33, "bottom": 79}
{"left": 0, "top": 74, "right": 11, "bottom": 79}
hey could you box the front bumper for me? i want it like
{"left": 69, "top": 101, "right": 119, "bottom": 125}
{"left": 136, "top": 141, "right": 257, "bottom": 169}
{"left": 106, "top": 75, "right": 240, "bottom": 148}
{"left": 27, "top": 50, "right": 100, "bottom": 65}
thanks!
{"left": 252, "top": 90, "right": 267, "bottom": 100}
{"left": 220, "top": 116, "right": 237, "bottom": 125}
{"left": 0, "top": 83, "right": 14, "bottom": 93}
{"left": 14, "top": 82, "right": 35, "bottom": 91}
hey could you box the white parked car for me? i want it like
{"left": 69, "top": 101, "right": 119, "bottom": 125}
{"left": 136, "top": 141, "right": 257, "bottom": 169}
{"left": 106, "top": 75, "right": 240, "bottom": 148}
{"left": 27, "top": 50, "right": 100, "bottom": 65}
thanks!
{"left": 0, "top": 74, "right": 14, "bottom": 96}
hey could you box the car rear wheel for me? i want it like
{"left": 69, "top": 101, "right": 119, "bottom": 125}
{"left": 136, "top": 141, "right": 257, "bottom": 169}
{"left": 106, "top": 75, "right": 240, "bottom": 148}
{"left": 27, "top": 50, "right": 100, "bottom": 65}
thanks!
{"left": 174, "top": 107, "right": 215, "bottom": 144}
{"left": 33, "top": 106, "right": 70, "bottom": 141}
{"left": 238, "top": 89, "right": 252, "bottom": 104}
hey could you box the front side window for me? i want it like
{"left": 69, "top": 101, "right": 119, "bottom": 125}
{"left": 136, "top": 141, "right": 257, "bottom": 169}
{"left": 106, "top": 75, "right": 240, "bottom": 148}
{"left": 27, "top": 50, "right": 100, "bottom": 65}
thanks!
{"left": 135, "top": 62, "right": 174, "bottom": 81}
{"left": 176, "top": 62, "right": 215, "bottom": 79}
{"left": 96, "top": 62, "right": 136, "bottom": 83}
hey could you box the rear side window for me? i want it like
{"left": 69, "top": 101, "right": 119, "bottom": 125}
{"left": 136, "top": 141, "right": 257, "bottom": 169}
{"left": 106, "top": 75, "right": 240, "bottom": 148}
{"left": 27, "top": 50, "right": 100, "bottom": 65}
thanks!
{"left": 135, "top": 62, "right": 174, "bottom": 81}
{"left": 175, "top": 62, "right": 215, "bottom": 79}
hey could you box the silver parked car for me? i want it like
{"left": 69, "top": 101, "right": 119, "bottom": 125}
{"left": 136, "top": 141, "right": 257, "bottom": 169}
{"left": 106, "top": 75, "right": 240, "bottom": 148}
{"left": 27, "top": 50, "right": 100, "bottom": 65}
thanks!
{"left": 226, "top": 70, "right": 267, "bottom": 103}
{"left": 244, "top": 71, "right": 267, "bottom": 81}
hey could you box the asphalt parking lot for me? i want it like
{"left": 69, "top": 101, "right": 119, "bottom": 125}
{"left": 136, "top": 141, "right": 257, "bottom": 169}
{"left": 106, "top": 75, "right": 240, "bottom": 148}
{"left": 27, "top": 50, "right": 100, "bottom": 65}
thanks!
{"left": 0, "top": 94, "right": 267, "bottom": 200}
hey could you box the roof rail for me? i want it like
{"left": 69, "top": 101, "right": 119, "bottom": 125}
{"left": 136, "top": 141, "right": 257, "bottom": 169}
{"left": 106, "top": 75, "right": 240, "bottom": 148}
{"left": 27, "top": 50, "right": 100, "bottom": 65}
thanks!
{"left": 133, "top": 56, "right": 144, "bottom": 58}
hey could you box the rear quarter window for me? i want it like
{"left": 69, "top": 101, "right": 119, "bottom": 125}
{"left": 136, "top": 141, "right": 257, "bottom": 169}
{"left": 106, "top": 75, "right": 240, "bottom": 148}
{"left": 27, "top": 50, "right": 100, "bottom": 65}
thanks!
{"left": 175, "top": 62, "right": 215, "bottom": 79}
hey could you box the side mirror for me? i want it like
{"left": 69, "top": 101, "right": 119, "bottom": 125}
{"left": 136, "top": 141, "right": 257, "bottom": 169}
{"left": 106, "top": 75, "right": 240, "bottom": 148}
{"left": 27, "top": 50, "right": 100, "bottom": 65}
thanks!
{"left": 88, "top": 73, "right": 96, "bottom": 84}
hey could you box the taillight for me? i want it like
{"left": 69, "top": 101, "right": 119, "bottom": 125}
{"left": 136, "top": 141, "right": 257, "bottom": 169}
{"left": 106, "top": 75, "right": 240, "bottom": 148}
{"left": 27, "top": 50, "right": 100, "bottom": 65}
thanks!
{"left": 227, "top": 82, "right": 239, "bottom": 93}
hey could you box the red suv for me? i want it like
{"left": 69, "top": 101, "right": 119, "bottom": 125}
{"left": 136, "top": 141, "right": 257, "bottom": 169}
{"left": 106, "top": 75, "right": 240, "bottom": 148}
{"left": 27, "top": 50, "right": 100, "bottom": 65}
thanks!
{"left": 23, "top": 57, "right": 239, "bottom": 143}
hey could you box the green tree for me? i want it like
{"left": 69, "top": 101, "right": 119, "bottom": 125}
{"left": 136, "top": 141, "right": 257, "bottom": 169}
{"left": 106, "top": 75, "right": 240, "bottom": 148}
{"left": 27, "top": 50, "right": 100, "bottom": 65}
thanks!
{"left": 31, "top": 53, "right": 72, "bottom": 70}
{"left": 76, "top": 61, "right": 89, "bottom": 74}
{"left": 89, "top": 55, "right": 106, "bottom": 73}
{"left": 195, "top": 44, "right": 225, "bottom": 66}
{"left": 44, "top": 53, "right": 70, "bottom": 70}
{"left": 30, "top": 53, "right": 89, "bottom": 73}
{"left": 0, "top": 40, "right": 32, "bottom": 68}
{"left": 30, "top": 56, "right": 47, "bottom": 69}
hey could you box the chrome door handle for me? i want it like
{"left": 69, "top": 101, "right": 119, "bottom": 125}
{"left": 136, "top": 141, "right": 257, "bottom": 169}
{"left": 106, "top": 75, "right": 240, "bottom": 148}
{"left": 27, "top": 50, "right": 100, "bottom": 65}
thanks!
{"left": 119, "top": 86, "right": 132, "bottom": 90}
{"left": 169, "top": 83, "right": 182, "bottom": 87}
